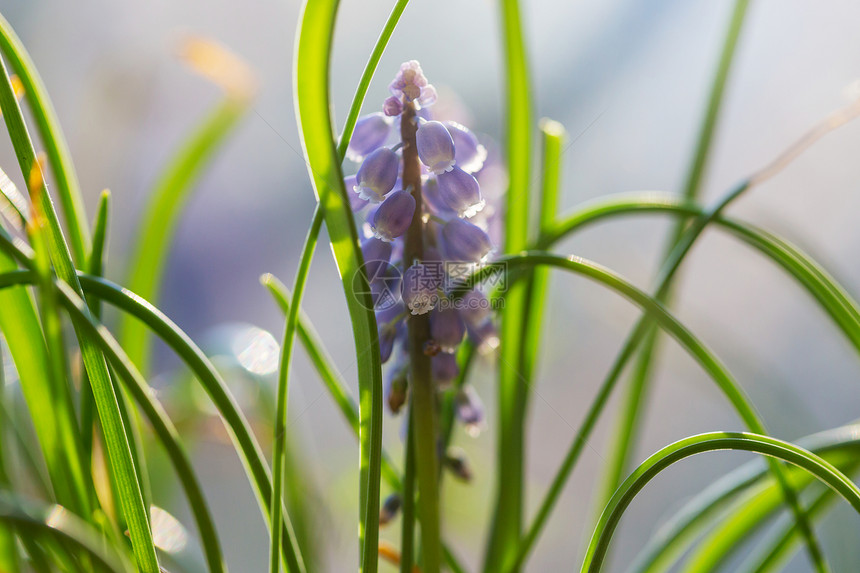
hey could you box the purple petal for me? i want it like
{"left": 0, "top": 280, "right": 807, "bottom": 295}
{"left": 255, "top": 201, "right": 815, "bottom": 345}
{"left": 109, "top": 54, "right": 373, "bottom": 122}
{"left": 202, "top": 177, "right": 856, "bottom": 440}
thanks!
{"left": 430, "top": 306, "right": 466, "bottom": 353}
{"left": 371, "top": 190, "right": 415, "bottom": 242}
{"left": 401, "top": 263, "right": 440, "bottom": 315}
{"left": 440, "top": 218, "right": 493, "bottom": 263}
{"left": 437, "top": 166, "right": 484, "bottom": 218}
{"left": 432, "top": 352, "right": 459, "bottom": 386}
{"left": 361, "top": 237, "right": 393, "bottom": 280}
{"left": 347, "top": 113, "right": 393, "bottom": 162}
{"left": 383, "top": 96, "right": 403, "bottom": 117}
{"left": 417, "top": 121, "right": 455, "bottom": 175}
{"left": 355, "top": 147, "right": 399, "bottom": 202}
{"left": 445, "top": 121, "right": 487, "bottom": 173}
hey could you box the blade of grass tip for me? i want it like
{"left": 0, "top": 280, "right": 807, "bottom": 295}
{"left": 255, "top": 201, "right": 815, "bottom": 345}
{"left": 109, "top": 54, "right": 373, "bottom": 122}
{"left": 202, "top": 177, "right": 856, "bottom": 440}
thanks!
{"left": 531, "top": 97, "right": 860, "bottom": 570}
{"left": 0, "top": 264, "right": 227, "bottom": 573}
{"left": 598, "top": 0, "right": 751, "bottom": 529}
{"left": 0, "top": 56, "right": 158, "bottom": 572}
{"left": 628, "top": 424, "right": 860, "bottom": 573}
{"left": 121, "top": 36, "right": 256, "bottom": 374}
{"left": 0, "top": 493, "right": 133, "bottom": 572}
{"left": 581, "top": 432, "right": 860, "bottom": 573}
{"left": 487, "top": 0, "right": 533, "bottom": 570}
{"left": 268, "top": 207, "right": 322, "bottom": 573}
{"left": 81, "top": 190, "right": 111, "bottom": 464}
{"left": 458, "top": 252, "right": 814, "bottom": 572}
{"left": 295, "top": 1, "right": 384, "bottom": 570}
{"left": 0, "top": 11, "right": 90, "bottom": 265}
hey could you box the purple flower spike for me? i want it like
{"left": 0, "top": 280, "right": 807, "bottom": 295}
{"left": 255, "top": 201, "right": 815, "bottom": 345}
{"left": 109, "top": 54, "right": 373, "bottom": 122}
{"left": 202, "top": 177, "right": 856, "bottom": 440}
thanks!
{"left": 432, "top": 352, "right": 459, "bottom": 386}
{"left": 455, "top": 386, "right": 485, "bottom": 437}
{"left": 361, "top": 237, "right": 393, "bottom": 280}
{"left": 446, "top": 121, "right": 488, "bottom": 173}
{"left": 417, "top": 121, "right": 455, "bottom": 175}
{"left": 344, "top": 175, "right": 368, "bottom": 212}
{"left": 383, "top": 96, "right": 403, "bottom": 117}
{"left": 372, "top": 190, "right": 415, "bottom": 242}
{"left": 355, "top": 147, "right": 399, "bottom": 202}
{"left": 347, "top": 113, "right": 393, "bottom": 162}
{"left": 440, "top": 218, "right": 493, "bottom": 263}
{"left": 437, "top": 166, "right": 485, "bottom": 218}
{"left": 430, "top": 307, "right": 465, "bottom": 353}
{"left": 402, "top": 263, "right": 440, "bottom": 315}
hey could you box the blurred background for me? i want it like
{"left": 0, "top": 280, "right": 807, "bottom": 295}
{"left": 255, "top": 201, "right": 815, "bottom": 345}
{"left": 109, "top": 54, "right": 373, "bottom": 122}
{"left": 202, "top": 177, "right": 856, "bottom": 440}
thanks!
{"left": 2, "top": 0, "right": 860, "bottom": 570}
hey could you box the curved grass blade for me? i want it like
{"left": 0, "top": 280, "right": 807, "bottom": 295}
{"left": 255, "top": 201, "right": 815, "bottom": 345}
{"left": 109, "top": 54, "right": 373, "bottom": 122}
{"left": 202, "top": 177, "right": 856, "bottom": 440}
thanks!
{"left": 294, "top": 1, "right": 384, "bottom": 570}
{"left": 599, "top": 0, "right": 751, "bottom": 536}
{"left": 457, "top": 251, "right": 816, "bottom": 571}
{"left": 0, "top": 56, "right": 158, "bottom": 571}
{"left": 0, "top": 493, "right": 132, "bottom": 572}
{"left": 580, "top": 432, "right": 860, "bottom": 572}
{"left": 0, "top": 11, "right": 90, "bottom": 265}
{"left": 121, "top": 38, "right": 255, "bottom": 373}
{"left": 487, "top": 0, "right": 534, "bottom": 568}
{"left": 628, "top": 423, "right": 860, "bottom": 573}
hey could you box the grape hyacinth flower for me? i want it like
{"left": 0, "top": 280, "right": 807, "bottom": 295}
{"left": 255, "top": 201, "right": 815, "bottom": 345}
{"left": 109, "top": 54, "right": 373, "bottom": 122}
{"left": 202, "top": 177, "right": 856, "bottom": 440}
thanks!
{"left": 343, "top": 61, "right": 507, "bottom": 494}
{"left": 417, "top": 120, "right": 456, "bottom": 174}
{"left": 354, "top": 147, "right": 399, "bottom": 201}
{"left": 437, "top": 166, "right": 484, "bottom": 218}
{"left": 347, "top": 112, "right": 392, "bottom": 162}
{"left": 372, "top": 190, "right": 415, "bottom": 242}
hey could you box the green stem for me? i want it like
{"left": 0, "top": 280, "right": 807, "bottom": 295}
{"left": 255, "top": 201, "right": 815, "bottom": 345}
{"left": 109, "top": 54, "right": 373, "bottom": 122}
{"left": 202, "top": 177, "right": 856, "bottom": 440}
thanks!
{"left": 400, "top": 418, "right": 416, "bottom": 573}
{"left": 400, "top": 100, "right": 441, "bottom": 573}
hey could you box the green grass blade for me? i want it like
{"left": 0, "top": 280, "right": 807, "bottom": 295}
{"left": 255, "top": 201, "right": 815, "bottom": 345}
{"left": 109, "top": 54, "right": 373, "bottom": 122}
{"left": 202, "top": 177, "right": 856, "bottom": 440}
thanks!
{"left": 459, "top": 252, "right": 810, "bottom": 571}
{"left": 0, "top": 56, "right": 158, "bottom": 571}
{"left": 294, "top": 1, "right": 384, "bottom": 570}
{"left": 599, "top": 0, "right": 751, "bottom": 530}
{"left": 0, "top": 264, "right": 226, "bottom": 572}
{"left": 628, "top": 425, "right": 860, "bottom": 573}
{"left": 335, "top": 0, "right": 409, "bottom": 160}
{"left": 121, "top": 86, "right": 253, "bottom": 374}
{"left": 487, "top": 0, "right": 533, "bottom": 569}
{"left": 0, "top": 12, "right": 90, "bottom": 265}
{"left": 268, "top": 208, "right": 323, "bottom": 573}
{"left": 581, "top": 432, "right": 860, "bottom": 573}
{"left": 0, "top": 493, "right": 132, "bottom": 572}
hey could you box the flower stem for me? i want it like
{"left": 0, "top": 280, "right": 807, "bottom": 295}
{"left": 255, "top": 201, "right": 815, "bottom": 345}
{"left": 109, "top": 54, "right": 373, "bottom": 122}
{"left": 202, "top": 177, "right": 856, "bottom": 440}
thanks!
{"left": 400, "top": 100, "right": 441, "bottom": 573}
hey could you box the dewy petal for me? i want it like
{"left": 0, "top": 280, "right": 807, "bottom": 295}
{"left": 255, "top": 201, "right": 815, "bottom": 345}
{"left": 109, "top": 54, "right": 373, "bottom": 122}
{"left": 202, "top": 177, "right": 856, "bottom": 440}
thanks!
{"left": 371, "top": 190, "right": 415, "bottom": 242}
{"left": 401, "top": 263, "right": 440, "bottom": 315}
{"left": 347, "top": 113, "right": 392, "bottom": 162}
{"left": 430, "top": 306, "right": 466, "bottom": 353}
{"left": 355, "top": 147, "right": 399, "bottom": 202}
{"left": 445, "top": 121, "right": 487, "bottom": 173}
{"left": 437, "top": 167, "right": 485, "bottom": 218}
{"left": 417, "top": 121, "right": 455, "bottom": 175}
{"left": 440, "top": 218, "right": 493, "bottom": 263}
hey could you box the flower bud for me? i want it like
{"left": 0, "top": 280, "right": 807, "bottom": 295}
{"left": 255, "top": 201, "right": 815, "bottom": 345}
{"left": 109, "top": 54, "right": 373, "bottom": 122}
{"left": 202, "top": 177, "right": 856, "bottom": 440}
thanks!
{"left": 355, "top": 147, "right": 399, "bottom": 202}
{"left": 385, "top": 362, "right": 408, "bottom": 414}
{"left": 437, "top": 166, "right": 484, "bottom": 218}
{"left": 456, "top": 386, "right": 485, "bottom": 437}
{"left": 440, "top": 218, "right": 493, "bottom": 263}
{"left": 379, "top": 493, "right": 402, "bottom": 525}
{"left": 430, "top": 307, "right": 466, "bottom": 353}
{"left": 446, "top": 121, "right": 487, "bottom": 173}
{"left": 372, "top": 190, "right": 415, "bottom": 242}
{"left": 432, "top": 352, "right": 459, "bottom": 386}
{"left": 383, "top": 96, "right": 403, "bottom": 117}
{"left": 401, "top": 263, "right": 440, "bottom": 315}
{"left": 417, "top": 121, "right": 455, "bottom": 174}
{"left": 389, "top": 60, "right": 430, "bottom": 103}
{"left": 444, "top": 448, "right": 473, "bottom": 482}
{"left": 347, "top": 113, "right": 393, "bottom": 162}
